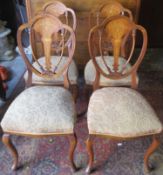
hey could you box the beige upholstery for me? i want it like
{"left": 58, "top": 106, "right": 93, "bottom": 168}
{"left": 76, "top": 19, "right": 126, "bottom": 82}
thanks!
{"left": 88, "top": 87, "right": 163, "bottom": 138}
{"left": 84, "top": 56, "right": 138, "bottom": 86}
{"left": 24, "top": 56, "right": 78, "bottom": 85}
{"left": 1, "top": 86, "right": 76, "bottom": 135}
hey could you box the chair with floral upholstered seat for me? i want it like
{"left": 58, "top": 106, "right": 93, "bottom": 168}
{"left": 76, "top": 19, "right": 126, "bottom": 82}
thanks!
{"left": 24, "top": 1, "right": 78, "bottom": 100}
{"left": 0, "top": 14, "right": 77, "bottom": 171}
{"left": 84, "top": 1, "right": 137, "bottom": 94}
{"left": 85, "top": 15, "right": 163, "bottom": 174}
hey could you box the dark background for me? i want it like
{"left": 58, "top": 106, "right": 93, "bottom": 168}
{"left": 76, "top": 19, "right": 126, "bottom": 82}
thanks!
{"left": 0, "top": 0, "right": 163, "bottom": 47}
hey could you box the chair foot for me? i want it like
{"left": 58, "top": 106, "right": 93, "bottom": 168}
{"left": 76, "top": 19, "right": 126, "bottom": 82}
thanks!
{"left": 2, "top": 134, "right": 18, "bottom": 170}
{"left": 85, "top": 135, "right": 94, "bottom": 174}
{"left": 68, "top": 133, "right": 77, "bottom": 172}
{"left": 144, "top": 135, "right": 160, "bottom": 173}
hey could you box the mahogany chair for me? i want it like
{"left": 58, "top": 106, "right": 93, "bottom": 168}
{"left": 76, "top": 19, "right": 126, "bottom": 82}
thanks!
{"left": 85, "top": 16, "right": 163, "bottom": 174}
{"left": 1, "top": 14, "right": 77, "bottom": 171}
{"left": 42, "top": 1, "right": 76, "bottom": 32}
{"left": 85, "top": 1, "right": 136, "bottom": 95}
{"left": 89, "top": 1, "right": 133, "bottom": 27}
{"left": 24, "top": 1, "right": 78, "bottom": 100}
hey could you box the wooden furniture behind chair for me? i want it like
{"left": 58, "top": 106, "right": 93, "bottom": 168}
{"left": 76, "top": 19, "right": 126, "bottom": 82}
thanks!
{"left": 85, "top": 16, "right": 163, "bottom": 174}
{"left": 25, "top": 0, "right": 141, "bottom": 68}
{"left": 1, "top": 14, "right": 77, "bottom": 171}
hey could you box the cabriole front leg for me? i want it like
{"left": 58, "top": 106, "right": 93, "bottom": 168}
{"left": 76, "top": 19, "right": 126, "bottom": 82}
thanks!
{"left": 68, "top": 133, "right": 77, "bottom": 172}
{"left": 86, "top": 135, "right": 94, "bottom": 174}
{"left": 144, "top": 135, "right": 160, "bottom": 172}
{"left": 2, "top": 134, "right": 18, "bottom": 170}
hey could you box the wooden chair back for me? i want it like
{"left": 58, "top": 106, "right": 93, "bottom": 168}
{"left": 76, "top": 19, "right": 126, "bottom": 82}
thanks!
{"left": 89, "top": 1, "right": 133, "bottom": 28}
{"left": 37, "top": 1, "right": 77, "bottom": 31}
{"left": 88, "top": 16, "right": 148, "bottom": 90}
{"left": 17, "top": 14, "right": 76, "bottom": 89}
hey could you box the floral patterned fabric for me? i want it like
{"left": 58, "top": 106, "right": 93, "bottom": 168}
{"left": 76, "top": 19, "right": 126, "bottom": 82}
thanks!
{"left": 88, "top": 87, "right": 163, "bottom": 137}
{"left": 84, "top": 56, "right": 138, "bottom": 86}
{"left": 24, "top": 56, "right": 78, "bottom": 85}
{"left": 1, "top": 86, "right": 76, "bottom": 135}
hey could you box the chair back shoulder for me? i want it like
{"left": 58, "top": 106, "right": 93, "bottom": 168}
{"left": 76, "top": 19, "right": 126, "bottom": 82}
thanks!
{"left": 42, "top": 1, "right": 77, "bottom": 31}
{"left": 17, "top": 14, "right": 76, "bottom": 88}
{"left": 88, "top": 15, "right": 147, "bottom": 88}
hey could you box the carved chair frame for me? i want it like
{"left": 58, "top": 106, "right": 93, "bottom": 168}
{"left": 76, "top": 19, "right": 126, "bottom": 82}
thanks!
{"left": 84, "top": 15, "right": 145, "bottom": 95}
{"left": 85, "top": 134, "right": 161, "bottom": 174}
{"left": 26, "top": 1, "right": 78, "bottom": 100}
{"left": 85, "top": 16, "right": 162, "bottom": 174}
{"left": 89, "top": 16, "right": 147, "bottom": 90}
{"left": 2, "top": 14, "right": 77, "bottom": 172}
{"left": 89, "top": 1, "right": 133, "bottom": 28}
{"left": 85, "top": 3, "right": 136, "bottom": 100}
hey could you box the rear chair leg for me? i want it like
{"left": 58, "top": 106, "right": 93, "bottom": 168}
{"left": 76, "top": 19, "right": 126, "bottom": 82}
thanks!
{"left": 86, "top": 135, "right": 94, "bottom": 174}
{"left": 144, "top": 135, "right": 160, "bottom": 172}
{"left": 68, "top": 133, "right": 77, "bottom": 172}
{"left": 72, "top": 85, "right": 78, "bottom": 103}
{"left": 2, "top": 134, "right": 18, "bottom": 170}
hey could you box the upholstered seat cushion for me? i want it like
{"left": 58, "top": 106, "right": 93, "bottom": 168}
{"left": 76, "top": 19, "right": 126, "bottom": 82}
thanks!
{"left": 24, "top": 56, "right": 78, "bottom": 85}
{"left": 88, "top": 87, "right": 163, "bottom": 138}
{"left": 1, "top": 86, "right": 76, "bottom": 135}
{"left": 84, "top": 56, "right": 138, "bottom": 86}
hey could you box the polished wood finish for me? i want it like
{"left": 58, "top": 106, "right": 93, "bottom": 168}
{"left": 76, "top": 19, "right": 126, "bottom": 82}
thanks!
{"left": 30, "top": 1, "right": 77, "bottom": 58}
{"left": 68, "top": 133, "right": 77, "bottom": 171}
{"left": 17, "top": 14, "right": 76, "bottom": 89}
{"left": 23, "top": 1, "right": 78, "bottom": 99}
{"left": 88, "top": 1, "right": 134, "bottom": 61}
{"left": 25, "top": 0, "right": 141, "bottom": 68}
{"left": 25, "top": 0, "right": 140, "bottom": 19}
{"left": 88, "top": 16, "right": 147, "bottom": 90}
{"left": 85, "top": 136, "right": 94, "bottom": 174}
{"left": 71, "top": 85, "right": 78, "bottom": 102}
{"left": 144, "top": 135, "right": 160, "bottom": 172}
{"left": 42, "top": 1, "right": 77, "bottom": 31}
{"left": 1, "top": 15, "right": 77, "bottom": 171}
{"left": 86, "top": 133, "right": 162, "bottom": 174}
{"left": 2, "top": 134, "right": 18, "bottom": 170}
{"left": 85, "top": 15, "right": 162, "bottom": 174}
{"left": 89, "top": 1, "right": 133, "bottom": 29}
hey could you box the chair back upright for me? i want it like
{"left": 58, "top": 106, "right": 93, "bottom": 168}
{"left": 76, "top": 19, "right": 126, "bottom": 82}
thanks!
{"left": 88, "top": 16, "right": 147, "bottom": 90}
{"left": 42, "top": 1, "right": 77, "bottom": 31}
{"left": 17, "top": 14, "right": 76, "bottom": 89}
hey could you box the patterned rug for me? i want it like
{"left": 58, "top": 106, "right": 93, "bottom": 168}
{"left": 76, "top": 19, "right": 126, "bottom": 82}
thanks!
{"left": 0, "top": 49, "right": 163, "bottom": 175}
{"left": 0, "top": 100, "right": 163, "bottom": 175}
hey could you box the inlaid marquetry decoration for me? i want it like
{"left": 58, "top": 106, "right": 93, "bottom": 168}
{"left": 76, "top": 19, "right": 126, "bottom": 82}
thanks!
{"left": 42, "top": 1, "right": 76, "bottom": 31}
{"left": 17, "top": 14, "right": 75, "bottom": 88}
{"left": 89, "top": 0, "right": 133, "bottom": 29}
{"left": 25, "top": 0, "right": 141, "bottom": 68}
{"left": 88, "top": 16, "right": 147, "bottom": 89}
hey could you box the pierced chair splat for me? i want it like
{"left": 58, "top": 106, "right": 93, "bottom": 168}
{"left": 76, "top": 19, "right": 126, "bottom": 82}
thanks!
{"left": 85, "top": 16, "right": 163, "bottom": 174}
{"left": 42, "top": 1, "right": 77, "bottom": 32}
{"left": 24, "top": 1, "right": 78, "bottom": 100}
{"left": 85, "top": 2, "right": 136, "bottom": 98}
{"left": 1, "top": 14, "right": 77, "bottom": 172}
{"left": 85, "top": 15, "right": 140, "bottom": 92}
